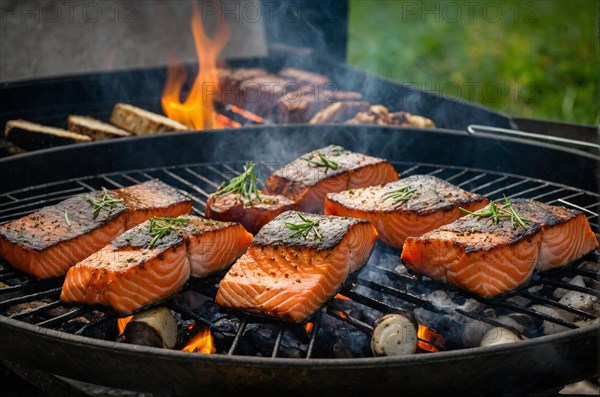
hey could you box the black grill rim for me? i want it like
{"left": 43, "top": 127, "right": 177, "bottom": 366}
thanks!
{"left": 0, "top": 312, "right": 596, "bottom": 366}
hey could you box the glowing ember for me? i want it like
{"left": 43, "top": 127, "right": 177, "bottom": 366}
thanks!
{"left": 182, "top": 327, "right": 216, "bottom": 354}
{"left": 417, "top": 325, "right": 445, "bottom": 352}
{"left": 227, "top": 104, "right": 264, "bottom": 124}
{"left": 334, "top": 293, "right": 350, "bottom": 301}
{"left": 304, "top": 322, "right": 314, "bottom": 334}
{"left": 161, "top": 1, "right": 231, "bottom": 130}
{"left": 117, "top": 315, "right": 133, "bottom": 336}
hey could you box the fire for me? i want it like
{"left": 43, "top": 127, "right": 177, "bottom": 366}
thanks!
{"left": 182, "top": 327, "right": 216, "bottom": 354}
{"left": 161, "top": 1, "right": 231, "bottom": 130}
{"left": 117, "top": 315, "right": 133, "bottom": 335}
{"left": 417, "top": 325, "right": 446, "bottom": 353}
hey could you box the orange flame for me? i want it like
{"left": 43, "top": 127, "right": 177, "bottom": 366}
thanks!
{"left": 161, "top": 1, "right": 231, "bottom": 130}
{"left": 417, "top": 325, "right": 445, "bottom": 353}
{"left": 117, "top": 315, "right": 133, "bottom": 336}
{"left": 182, "top": 327, "right": 216, "bottom": 354}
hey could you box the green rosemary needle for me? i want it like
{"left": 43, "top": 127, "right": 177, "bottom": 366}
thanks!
{"left": 459, "top": 195, "right": 531, "bottom": 230}
{"left": 147, "top": 217, "right": 190, "bottom": 248}
{"left": 216, "top": 162, "right": 261, "bottom": 205}
{"left": 382, "top": 186, "right": 418, "bottom": 203}
{"left": 284, "top": 213, "right": 322, "bottom": 241}
{"left": 302, "top": 153, "right": 340, "bottom": 171}
{"left": 86, "top": 187, "right": 125, "bottom": 219}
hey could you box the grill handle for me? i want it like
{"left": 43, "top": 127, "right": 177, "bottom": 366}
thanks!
{"left": 467, "top": 124, "right": 599, "bottom": 151}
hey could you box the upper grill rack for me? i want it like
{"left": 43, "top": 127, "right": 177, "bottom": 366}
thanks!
{"left": 0, "top": 161, "right": 598, "bottom": 359}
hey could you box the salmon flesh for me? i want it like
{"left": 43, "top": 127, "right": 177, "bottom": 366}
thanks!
{"left": 216, "top": 211, "right": 378, "bottom": 323}
{"left": 324, "top": 175, "right": 489, "bottom": 248}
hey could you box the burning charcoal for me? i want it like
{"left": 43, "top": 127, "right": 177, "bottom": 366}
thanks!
{"left": 124, "top": 307, "right": 177, "bottom": 348}
{"left": 181, "top": 326, "right": 216, "bottom": 354}
{"left": 371, "top": 313, "right": 418, "bottom": 356}
{"left": 59, "top": 311, "right": 111, "bottom": 338}
{"left": 480, "top": 327, "right": 522, "bottom": 347}
{"left": 211, "top": 316, "right": 242, "bottom": 354}
{"left": 311, "top": 313, "right": 371, "bottom": 358}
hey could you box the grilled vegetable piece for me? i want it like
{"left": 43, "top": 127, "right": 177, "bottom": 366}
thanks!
{"left": 110, "top": 103, "right": 189, "bottom": 135}
{"left": 371, "top": 314, "right": 418, "bottom": 356}
{"left": 215, "top": 211, "right": 378, "bottom": 323}
{"left": 205, "top": 192, "right": 295, "bottom": 234}
{"left": 4, "top": 119, "right": 92, "bottom": 151}
{"left": 67, "top": 115, "right": 131, "bottom": 140}
{"left": 264, "top": 145, "right": 399, "bottom": 212}
{"left": 480, "top": 327, "right": 522, "bottom": 347}
{"left": 308, "top": 101, "right": 371, "bottom": 124}
{"left": 124, "top": 307, "right": 178, "bottom": 348}
{"left": 324, "top": 175, "right": 489, "bottom": 248}
{"left": 345, "top": 105, "right": 436, "bottom": 128}
{"left": 61, "top": 215, "right": 252, "bottom": 314}
{"left": 0, "top": 180, "right": 192, "bottom": 279}
{"left": 401, "top": 199, "right": 599, "bottom": 297}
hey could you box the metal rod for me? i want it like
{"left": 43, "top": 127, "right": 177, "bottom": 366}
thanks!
{"left": 467, "top": 124, "right": 600, "bottom": 150}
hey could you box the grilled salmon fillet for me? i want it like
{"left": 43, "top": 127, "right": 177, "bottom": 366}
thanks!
{"left": 401, "top": 199, "right": 598, "bottom": 297}
{"left": 324, "top": 175, "right": 489, "bottom": 249}
{"left": 0, "top": 180, "right": 192, "bottom": 279}
{"left": 61, "top": 215, "right": 253, "bottom": 314}
{"left": 205, "top": 192, "right": 295, "bottom": 234}
{"left": 215, "top": 211, "right": 378, "bottom": 323}
{"left": 263, "top": 145, "right": 399, "bottom": 213}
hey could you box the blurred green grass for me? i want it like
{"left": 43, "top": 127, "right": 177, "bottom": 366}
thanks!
{"left": 348, "top": 0, "right": 598, "bottom": 126}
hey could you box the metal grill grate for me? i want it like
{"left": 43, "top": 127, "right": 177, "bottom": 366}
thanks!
{"left": 0, "top": 161, "right": 598, "bottom": 359}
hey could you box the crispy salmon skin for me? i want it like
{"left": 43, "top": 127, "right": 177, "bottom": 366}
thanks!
{"left": 264, "top": 145, "right": 399, "bottom": 212}
{"left": 205, "top": 192, "right": 295, "bottom": 234}
{"left": 0, "top": 180, "right": 191, "bottom": 279}
{"left": 61, "top": 215, "right": 253, "bottom": 314}
{"left": 216, "top": 211, "right": 378, "bottom": 323}
{"left": 324, "top": 175, "right": 489, "bottom": 248}
{"left": 401, "top": 199, "right": 598, "bottom": 297}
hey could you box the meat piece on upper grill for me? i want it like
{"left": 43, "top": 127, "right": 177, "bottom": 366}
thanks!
{"left": 401, "top": 199, "right": 599, "bottom": 297}
{"left": 278, "top": 67, "right": 332, "bottom": 88}
{"left": 60, "top": 215, "right": 253, "bottom": 314}
{"left": 263, "top": 145, "right": 399, "bottom": 212}
{"left": 67, "top": 115, "right": 131, "bottom": 140}
{"left": 215, "top": 211, "right": 378, "bottom": 323}
{"left": 110, "top": 103, "right": 189, "bottom": 135}
{"left": 308, "top": 101, "right": 371, "bottom": 124}
{"left": 324, "top": 175, "right": 489, "bottom": 248}
{"left": 277, "top": 90, "right": 363, "bottom": 124}
{"left": 344, "top": 105, "right": 436, "bottom": 128}
{"left": 0, "top": 180, "right": 192, "bottom": 279}
{"left": 4, "top": 119, "right": 92, "bottom": 151}
{"left": 205, "top": 192, "right": 295, "bottom": 235}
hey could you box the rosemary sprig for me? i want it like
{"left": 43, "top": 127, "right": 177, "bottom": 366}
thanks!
{"left": 86, "top": 187, "right": 124, "bottom": 219}
{"left": 382, "top": 186, "right": 418, "bottom": 203}
{"left": 302, "top": 153, "right": 340, "bottom": 171}
{"left": 284, "top": 213, "right": 322, "bottom": 242}
{"left": 64, "top": 210, "right": 71, "bottom": 227}
{"left": 459, "top": 195, "right": 531, "bottom": 230}
{"left": 216, "top": 162, "right": 261, "bottom": 205}
{"left": 147, "top": 217, "right": 190, "bottom": 248}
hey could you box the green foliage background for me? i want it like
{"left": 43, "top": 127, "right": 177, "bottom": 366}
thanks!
{"left": 348, "top": 0, "right": 598, "bottom": 126}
